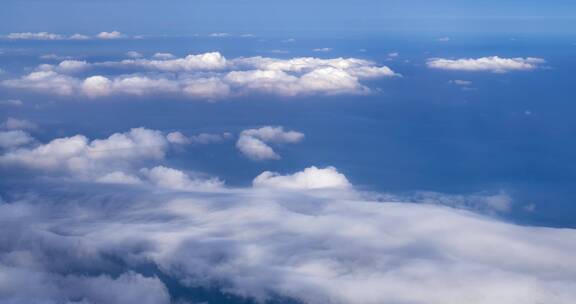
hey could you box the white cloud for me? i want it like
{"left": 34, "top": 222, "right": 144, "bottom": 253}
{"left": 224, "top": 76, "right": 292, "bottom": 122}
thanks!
{"left": 5, "top": 32, "right": 64, "bottom": 40}
{"left": 3, "top": 31, "right": 130, "bottom": 41}
{"left": 0, "top": 127, "right": 170, "bottom": 177}
{"left": 2, "top": 118, "right": 37, "bottom": 131}
{"left": 69, "top": 33, "right": 91, "bottom": 40}
{"left": 4, "top": 52, "right": 398, "bottom": 99}
{"left": 126, "top": 51, "right": 144, "bottom": 58}
{"left": 0, "top": 130, "right": 34, "bottom": 149}
{"left": 0, "top": 128, "right": 224, "bottom": 192}
{"left": 141, "top": 166, "right": 224, "bottom": 191}
{"left": 189, "top": 132, "right": 233, "bottom": 145}
{"left": 427, "top": 56, "right": 545, "bottom": 73}
{"left": 114, "top": 52, "right": 228, "bottom": 71}
{"left": 209, "top": 32, "right": 230, "bottom": 37}
{"left": 96, "top": 31, "right": 125, "bottom": 39}
{"left": 3, "top": 70, "right": 80, "bottom": 95}
{"left": 96, "top": 171, "right": 142, "bottom": 185}
{"left": 166, "top": 131, "right": 190, "bottom": 145}
{"left": 450, "top": 79, "right": 472, "bottom": 86}
{"left": 436, "top": 37, "right": 451, "bottom": 42}
{"left": 313, "top": 48, "right": 333, "bottom": 52}
{"left": 236, "top": 126, "right": 304, "bottom": 160}
{"left": 0, "top": 99, "right": 23, "bottom": 106}
{"left": 55, "top": 60, "right": 90, "bottom": 73}
{"left": 1, "top": 177, "right": 576, "bottom": 303}
{"left": 253, "top": 166, "right": 351, "bottom": 190}
{"left": 152, "top": 52, "right": 176, "bottom": 60}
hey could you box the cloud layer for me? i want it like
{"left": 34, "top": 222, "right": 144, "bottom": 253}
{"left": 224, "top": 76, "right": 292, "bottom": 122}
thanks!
{"left": 1, "top": 173, "right": 576, "bottom": 303}
{"left": 427, "top": 56, "right": 545, "bottom": 73}
{"left": 2, "top": 52, "right": 399, "bottom": 99}
{"left": 3, "top": 31, "right": 128, "bottom": 40}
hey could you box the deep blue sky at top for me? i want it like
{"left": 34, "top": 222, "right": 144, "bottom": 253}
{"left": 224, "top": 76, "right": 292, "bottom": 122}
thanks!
{"left": 2, "top": 0, "right": 576, "bottom": 35}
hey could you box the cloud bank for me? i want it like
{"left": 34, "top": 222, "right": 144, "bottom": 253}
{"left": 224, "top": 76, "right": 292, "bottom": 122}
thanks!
{"left": 3, "top": 31, "right": 129, "bottom": 40}
{"left": 1, "top": 171, "right": 576, "bottom": 303}
{"left": 427, "top": 56, "right": 545, "bottom": 73}
{"left": 2, "top": 52, "right": 399, "bottom": 99}
{"left": 1, "top": 126, "right": 576, "bottom": 303}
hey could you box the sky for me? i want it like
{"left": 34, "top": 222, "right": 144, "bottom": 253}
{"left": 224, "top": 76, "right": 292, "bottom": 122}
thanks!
{"left": 1, "top": 1, "right": 576, "bottom": 304}
{"left": 2, "top": 0, "right": 576, "bottom": 34}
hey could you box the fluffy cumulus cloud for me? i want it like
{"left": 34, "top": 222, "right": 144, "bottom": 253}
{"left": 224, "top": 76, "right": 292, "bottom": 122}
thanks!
{"left": 1, "top": 167, "right": 576, "bottom": 303}
{"left": 0, "top": 128, "right": 222, "bottom": 191}
{"left": 0, "top": 130, "right": 34, "bottom": 149}
{"left": 236, "top": 126, "right": 304, "bottom": 160}
{"left": 96, "top": 31, "right": 125, "bottom": 39}
{"left": 427, "top": 56, "right": 545, "bottom": 73}
{"left": 1, "top": 127, "right": 576, "bottom": 303}
{"left": 253, "top": 166, "right": 351, "bottom": 189}
{"left": 2, "top": 52, "right": 398, "bottom": 99}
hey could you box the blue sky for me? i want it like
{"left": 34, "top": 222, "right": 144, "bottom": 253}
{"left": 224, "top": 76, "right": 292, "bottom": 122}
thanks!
{"left": 2, "top": 0, "right": 576, "bottom": 34}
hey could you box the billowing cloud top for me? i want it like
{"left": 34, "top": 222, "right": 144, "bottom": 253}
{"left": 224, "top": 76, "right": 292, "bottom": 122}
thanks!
{"left": 2, "top": 52, "right": 399, "bottom": 99}
{"left": 427, "top": 56, "right": 545, "bottom": 73}
{"left": 253, "top": 166, "right": 351, "bottom": 189}
{"left": 1, "top": 126, "right": 576, "bottom": 303}
{"left": 236, "top": 126, "right": 304, "bottom": 160}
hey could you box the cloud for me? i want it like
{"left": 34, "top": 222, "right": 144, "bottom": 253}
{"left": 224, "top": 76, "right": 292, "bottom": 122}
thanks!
{"left": 1, "top": 174, "right": 576, "bottom": 303}
{"left": 427, "top": 56, "right": 545, "bottom": 73}
{"left": 70, "top": 33, "right": 91, "bottom": 40}
{"left": 2, "top": 118, "right": 37, "bottom": 131}
{"left": 449, "top": 79, "right": 472, "bottom": 86}
{"left": 0, "top": 130, "right": 34, "bottom": 149}
{"left": 0, "top": 127, "right": 170, "bottom": 178}
{"left": 115, "top": 52, "right": 228, "bottom": 71}
{"left": 253, "top": 166, "right": 351, "bottom": 190}
{"left": 2, "top": 52, "right": 398, "bottom": 99}
{"left": 0, "top": 99, "right": 23, "bottom": 106}
{"left": 126, "top": 51, "right": 144, "bottom": 58}
{"left": 4, "top": 32, "right": 64, "bottom": 40}
{"left": 313, "top": 48, "right": 333, "bottom": 52}
{"left": 96, "top": 31, "right": 125, "bottom": 39}
{"left": 3, "top": 31, "right": 129, "bottom": 41}
{"left": 152, "top": 52, "right": 176, "bottom": 60}
{"left": 140, "top": 166, "right": 224, "bottom": 191}
{"left": 209, "top": 32, "right": 231, "bottom": 37}
{"left": 189, "top": 132, "right": 233, "bottom": 145}
{"left": 236, "top": 126, "right": 304, "bottom": 160}
{"left": 0, "top": 128, "right": 224, "bottom": 193}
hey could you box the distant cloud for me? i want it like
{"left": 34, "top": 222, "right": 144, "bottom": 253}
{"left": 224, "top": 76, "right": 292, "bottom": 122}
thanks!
{"left": 0, "top": 99, "right": 23, "bottom": 106}
{"left": 236, "top": 126, "right": 304, "bottom": 160}
{"left": 5, "top": 32, "right": 64, "bottom": 40}
{"left": 152, "top": 52, "right": 176, "bottom": 60}
{"left": 449, "top": 79, "right": 472, "bottom": 86}
{"left": 313, "top": 48, "right": 333, "bottom": 52}
{"left": 253, "top": 166, "right": 351, "bottom": 190}
{"left": 427, "top": 56, "right": 545, "bottom": 73}
{"left": 0, "top": 130, "right": 34, "bottom": 149}
{"left": 3, "top": 52, "right": 399, "bottom": 99}
{"left": 125, "top": 51, "right": 143, "bottom": 58}
{"left": 436, "top": 37, "right": 451, "bottom": 42}
{"left": 208, "top": 32, "right": 230, "bottom": 37}
{"left": 2, "top": 118, "right": 37, "bottom": 131}
{"left": 96, "top": 31, "right": 125, "bottom": 39}
{"left": 3, "top": 31, "right": 129, "bottom": 41}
